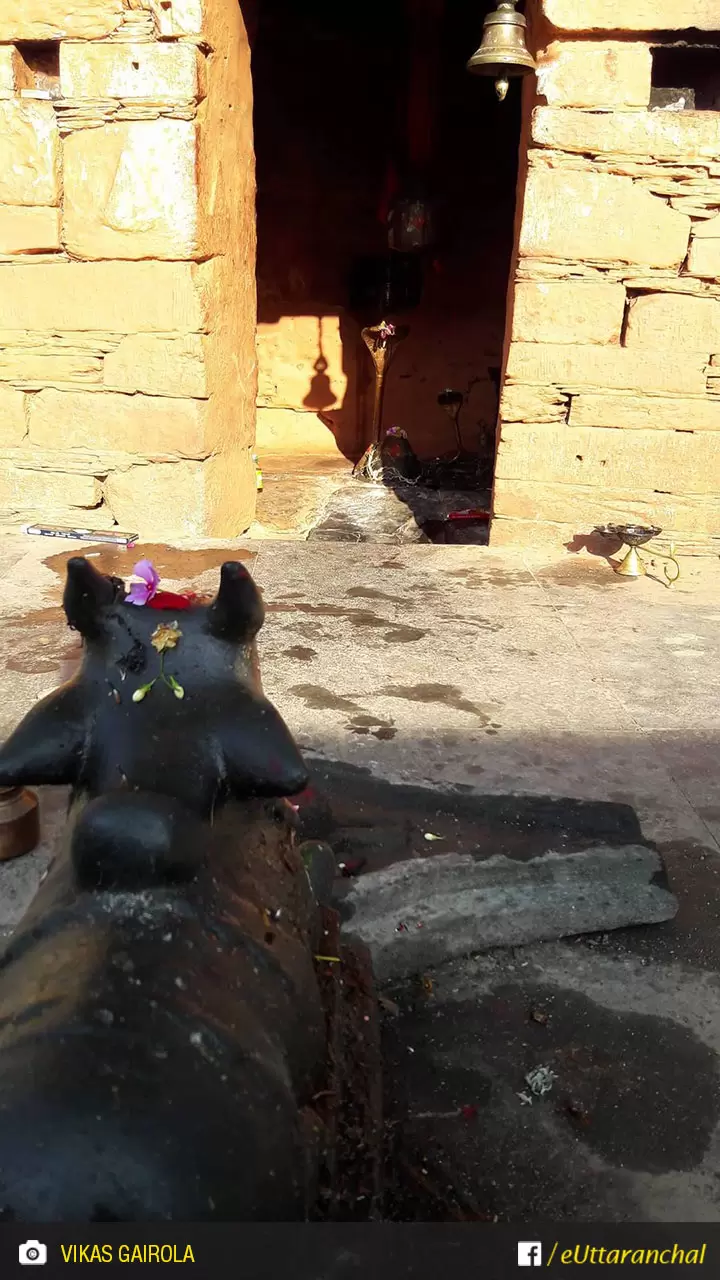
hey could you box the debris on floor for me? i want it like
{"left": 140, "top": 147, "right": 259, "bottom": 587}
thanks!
{"left": 524, "top": 1064, "right": 557, "bottom": 1097}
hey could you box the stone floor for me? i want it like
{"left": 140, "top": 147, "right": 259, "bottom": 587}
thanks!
{"left": 249, "top": 452, "right": 490, "bottom": 544}
{"left": 0, "top": 531, "right": 719, "bottom": 1220}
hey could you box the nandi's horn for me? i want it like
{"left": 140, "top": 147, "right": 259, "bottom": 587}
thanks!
{"left": 63, "top": 557, "right": 119, "bottom": 636}
{"left": 206, "top": 562, "right": 265, "bottom": 642}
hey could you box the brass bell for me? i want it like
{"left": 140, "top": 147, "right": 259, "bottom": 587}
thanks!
{"left": 467, "top": 1, "right": 537, "bottom": 101}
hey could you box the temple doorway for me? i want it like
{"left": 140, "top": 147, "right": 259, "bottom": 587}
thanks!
{"left": 250, "top": 0, "right": 524, "bottom": 542}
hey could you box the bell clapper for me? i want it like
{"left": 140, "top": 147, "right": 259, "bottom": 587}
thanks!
{"left": 495, "top": 76, "right": 510, "bottom": 100}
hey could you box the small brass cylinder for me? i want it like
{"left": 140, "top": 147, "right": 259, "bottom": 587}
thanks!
{"left": 0, "top": 787, "right": 40, "bottom": 862}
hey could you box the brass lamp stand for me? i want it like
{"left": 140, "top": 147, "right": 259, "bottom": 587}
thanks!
{"left": 594, "top": 524, "right": 680, "bottom": 588}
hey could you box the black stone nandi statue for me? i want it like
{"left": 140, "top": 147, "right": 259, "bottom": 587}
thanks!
{"left": 0, "top": 557, "right": 351, "bottom": 1222}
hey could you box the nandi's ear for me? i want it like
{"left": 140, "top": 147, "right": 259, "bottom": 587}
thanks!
{"left": 219, "top": 691, "right": 308, "bottom": 798}
{"left": 0, "top": 686, "right": 86, "bottom": 787}
{"left": 206, "top": 562, "right": 265, "bottom": 643}
{"left": 63, "top": 557, "right": 119, "bottom": 637}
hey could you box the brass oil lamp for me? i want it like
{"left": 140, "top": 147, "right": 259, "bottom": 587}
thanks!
{"left": 467, "top": 1, "right": 537, "bottom": 101}
{"left": 594, "top": 524, "right": 681, "bottom": 588}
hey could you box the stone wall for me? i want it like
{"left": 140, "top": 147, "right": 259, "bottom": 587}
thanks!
{"left": 0, "top": 0, "right": 257, "bottom": 539}
{"left": 491, "top": 0, "right": 720, "bottom": 551}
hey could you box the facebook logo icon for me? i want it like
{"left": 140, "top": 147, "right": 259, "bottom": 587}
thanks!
{"left": 518, "top": 1242, "right": 543, "bottom": 1267}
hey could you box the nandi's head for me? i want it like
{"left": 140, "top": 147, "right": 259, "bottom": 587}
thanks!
{"left": 0, "top": 557, "right": 308, "bottom": 818}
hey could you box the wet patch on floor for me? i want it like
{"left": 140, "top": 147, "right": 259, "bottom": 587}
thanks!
{"left": 289, "top": 685, "right": 364, "bottom": 715}
{"left": 282, "top": 622, "right": 327, "bottom": 641}
{"left": 446, "top": 568, "right": 534, "bottom": 589}
{"left": 376, "top": 683, "right": 492, "bottom": 722}
{"left": 287, "top": 681, "right": 493, "bottom": 725}
{"left": 347, "top": 714, "right": 397, "bottom": 742}
{"left": 436, "top": 613, "right": 502, "bottom": 632}
{"left": 346, "top": 587, "right": 410, "bottom": 605}
{"left": 282, "top": 646, "right": 317, "bottom": 662}
{"left": 43, "top": 543, "right": 255, "bottom": 583}
{"left": 0, "top": 607, "right": 71, "bottom": 676}
{"left": 382, "top": 628, "right": 427, "bottom": 644}
{"left": 267, "top": 601, "right": 393, "bottom": 630}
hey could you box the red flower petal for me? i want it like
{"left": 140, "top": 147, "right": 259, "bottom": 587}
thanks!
{"left": 147, "top": 591, "right": 196, "bottom": 611}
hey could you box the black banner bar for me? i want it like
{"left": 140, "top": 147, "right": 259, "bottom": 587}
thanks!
{"left": 0, "top": 1224, "right": 717, "bottom": 1278}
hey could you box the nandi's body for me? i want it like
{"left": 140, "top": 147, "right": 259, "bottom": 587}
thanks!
{"left": 0, "top": 560, "right": 327, "bottom": 1221}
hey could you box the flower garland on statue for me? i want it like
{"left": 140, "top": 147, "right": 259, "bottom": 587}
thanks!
{"left": 125, "top": 559, "right": 194, "bottom": 703}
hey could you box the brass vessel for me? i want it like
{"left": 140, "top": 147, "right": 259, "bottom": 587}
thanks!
{"left": 0, "top": 786, "right": 39, "bottom": 861}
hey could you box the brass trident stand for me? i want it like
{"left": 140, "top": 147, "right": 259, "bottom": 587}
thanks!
{"left": 353, "top": 321, "right": 409, "bottom": 481}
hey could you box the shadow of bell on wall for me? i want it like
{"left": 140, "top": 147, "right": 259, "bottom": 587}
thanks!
{"left": 303, "top": 319, "right": 338, "bottom": 411}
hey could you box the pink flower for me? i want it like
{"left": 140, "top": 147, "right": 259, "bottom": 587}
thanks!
{"left": 126, "top": 559, "right": 159, "bottom": 606}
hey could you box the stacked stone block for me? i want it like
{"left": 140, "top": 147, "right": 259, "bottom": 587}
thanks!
{"left": 0, "top": 0, "right": 256, "bottom": 538}
{"left": 492, "top": 0, "right": 720, "bottom": 551}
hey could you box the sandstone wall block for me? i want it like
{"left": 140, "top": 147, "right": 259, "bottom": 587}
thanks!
{"left": 150, "top": 0, "right": 203, "bottom": 37}
{"left": 495, "top": 422, "right": 720, "bottom": 494}
{"left": 0, "top": 102, "right": 60, "bottom": 207}
{"left": 28, "top": 389, "right": 213, "bottom": 460}
{"left": 625, "top": 293, "right": 720, "bottom": 353}
{"left": 60, "top": 42, "right": 201, "bottom": 102}
{"left": 536, "top": 41, "right": 652, "bottom": 108}
{"left": 104, "top": 334, "right": 207, "bottom": 398}
{"left": 0, "top": 263, "right": 206, "bottom": 332}
{"left": 532, "top": 106, "right": 720, "bottom": 164}
{"left": 492, "top": 477, "right": 720, "bottom": 537}
{"left": 0, "top": 387, "right": 26, "bottom": 446}
{"left": 4, "top": 449, "right": 122, "bottom": 476}
{"left": 0, "top": 344, "right": 102, "bottom": 387}
{"left": 692, "top": 214, "right": 720, "bottom": 239}
{"left": 519, "top": 168, "right": 690, "bottom": 269}
{"left": 488, "top": 517, "right": 720, "bottom": 552}
{"left": 511, "top": 280, "right": 625, "bottom": 345}
{"left": 688, "top": 215, "right": 720, "bottom": 280}
{"left": 569, "top": 394, "right": 720, "bottom": 432}
{"left": 505, "top": 343, "right": 706, "bottom": 396}
{"left": 106, "top": 448, "right": 255, "bottom": 539}
{"left": 0, "top": 49, "right": 14, "bottom": 98}
{"left": 0, "top": 206, "right": 60, "bottom": 254}
{"left": 0, "top": 0, "right": 123, "bottom": 41}
{"left": 542, "top": 0, "right": 720, "bottom": 33}
{"left": 0, "top": 464, "right": 101, "bottom": 519}
{"left": 63, "top": 120, "right": 198, "bottom": 261}
{"left": 668, "top": 197, "right": 720, "bottom": 219}
{"left": 106, "top": 461, "right": 207, "bottom": 538}
{"left": 499, "top": 384, "right": 568, "bottom": 423}
{"left": 688, "top": 241, "right": 720, "bottom": 280}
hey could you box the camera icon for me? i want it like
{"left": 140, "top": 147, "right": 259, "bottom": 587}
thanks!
{"left": 19, "top": 1240, "right": 47, "bottom": 1266}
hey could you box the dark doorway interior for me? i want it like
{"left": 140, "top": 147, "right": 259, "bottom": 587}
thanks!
{"left": 252, "top": 0, "right": 522, "bottom": 538}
